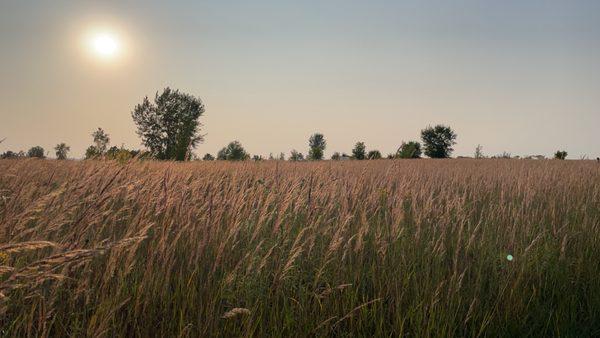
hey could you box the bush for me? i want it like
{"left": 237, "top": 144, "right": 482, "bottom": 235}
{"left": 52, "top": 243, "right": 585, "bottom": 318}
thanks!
{"left": 397, "top": 141, "right": 422, "bottom": 159}
{"left": 554, "top": 150, "right": 568, "bottom": 160}
{"left": 367, "top": 150, "right": 382, "bottom": 160}
{"left": 289, "top": 150, "right": 304, "bottom": 161}
{"left": 27, "top": 146, "right": 45, "bottom": 158}
{"left": 217, "top": 141, "right": 249, "bottom": 161}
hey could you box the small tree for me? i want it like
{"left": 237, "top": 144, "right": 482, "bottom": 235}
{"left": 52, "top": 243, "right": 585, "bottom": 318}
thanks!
{"left": 397, "top": 141, "right": 422, "bottom": 159}
{"left": 289, "top": 150, "right": 304, "bottom": 161}
{"left": 54, "top": 143, "right": 70, "bottom": 160}
{"left": 421, "top": 125, "right": 457, "bottom": 158}
{"left": 202, "top": 153, "right": 215, "bottom": 161}
{"left": 352, "top": 142, "right": 366, "bottom": 160}
{"left": 474, "top": 144, "right": 484, "bottom": 159}
{"left": 554, "top": 150, "right": 568, "bottom": 160}
{"left": 331, "top": 152, "right": 341, "bottom": 160}
{"left": 132, "top": 88, "right": 205, "bottom": 161}
{"left": 92, "top": 128, "right": 110, "bottom": 155}
{"left": 308, "top": 133, "right": 326, "bottom": 160}
{"left": 278, "top": 152, "right": 286, "bottom": 161}
{"left": 367, "top": 150, "right": 382, "bottom": 160}
{"left": 85, "top": 146, "right": 100, "bottom": 159}
{"left": 27, "top": 146, "right": 45, "bottom": 158}
{"left": 217, "top": 141, "right": 249, "bottom": 161}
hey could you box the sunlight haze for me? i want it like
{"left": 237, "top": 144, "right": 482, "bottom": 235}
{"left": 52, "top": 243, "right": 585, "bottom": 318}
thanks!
{"left": 1, "top": 0, "right": 599, "bottom": 158}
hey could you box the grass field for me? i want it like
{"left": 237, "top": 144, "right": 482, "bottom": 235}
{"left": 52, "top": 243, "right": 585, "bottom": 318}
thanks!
{"left": 1, "top": 159, "right": 599, "bottom": 337}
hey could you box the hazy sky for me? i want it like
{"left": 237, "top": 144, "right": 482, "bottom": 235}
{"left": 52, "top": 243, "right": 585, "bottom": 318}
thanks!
{"left": 1, "top": 0, "right": 599, "bottom": 159}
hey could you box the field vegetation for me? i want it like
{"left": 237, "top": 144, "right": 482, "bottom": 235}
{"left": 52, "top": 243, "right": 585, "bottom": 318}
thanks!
{"left": 0, "top": 159, "right": 599, "bottom": 336}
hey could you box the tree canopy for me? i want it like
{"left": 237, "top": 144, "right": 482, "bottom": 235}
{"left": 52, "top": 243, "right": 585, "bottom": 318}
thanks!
{"left": 352, "top": 142, "right": 366, "bottom": 160}
{"left": 289, "top": 150, "right": 304, "bottom": 161}
{"left": 132, "top": 88, "right": 205, "bottom": 161}
{"left": 27, "top": 146, "right": 45, "bottom": 158}
{"left": 420, "top": 125, "right": 457, "bottom": 158}
{"left": 368, "top": 150, "right": 382, "bottom": 160}
{"left": 217, "top": 141, "right": 249, "bottom": 161}
{"left": 397, "top": 141, "right": 422, "bottom": 159}
{"left": 54, "top": 143, "right": 70, "bottom": 160}
{"left": 308, "top": 133, "right": 326, "bottom": 160}
{"left": 554, "top": 150, "right": 568, "bottom": 160}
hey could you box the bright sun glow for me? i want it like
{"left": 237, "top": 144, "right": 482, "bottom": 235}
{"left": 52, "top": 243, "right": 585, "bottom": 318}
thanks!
{"left": 89, "top": 33, "right": 120, "bottom": 58}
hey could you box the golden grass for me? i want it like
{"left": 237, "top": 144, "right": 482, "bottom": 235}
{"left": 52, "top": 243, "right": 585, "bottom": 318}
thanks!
{"left": 0, "top": 158, "right": 599, "bottom": 336}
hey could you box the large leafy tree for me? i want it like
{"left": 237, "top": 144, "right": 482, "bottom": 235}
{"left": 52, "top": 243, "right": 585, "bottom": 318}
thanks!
{"left": 27, "top": 146, "right": 45, "bottom": 158}
{"left": 308, "top": 133, "right": 326, "bottom": 160}
{"left": 397, "top": 141, "right": 422, "bottom": 159}
{"left": 132, "top": 88, "right": 205, "bottom": 161}
{"left": 352, "top": 142, "right": 366, "bottom": 160}
{"left": 420, "top": 125, "right": 457, "bottom": 158}
{"left": 217, "top": 141, "right": 249, "bottom": 161}
{"left": 54, "top": 143, "right": 70, "bottom": 160}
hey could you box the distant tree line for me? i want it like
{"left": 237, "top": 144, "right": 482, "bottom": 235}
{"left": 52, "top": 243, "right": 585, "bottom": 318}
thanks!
{"left": 0, "top": 88, "right": 583, "bottom": 162}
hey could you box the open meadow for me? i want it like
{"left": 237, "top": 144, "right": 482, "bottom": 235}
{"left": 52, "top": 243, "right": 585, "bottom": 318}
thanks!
{"left": 1, "top": 159, "right": 599, "bottom": 336}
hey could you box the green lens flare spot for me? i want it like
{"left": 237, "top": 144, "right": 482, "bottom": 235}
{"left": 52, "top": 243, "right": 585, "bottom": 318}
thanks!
{"left": 506, "top": 254, "right": 514, "bottom": 261}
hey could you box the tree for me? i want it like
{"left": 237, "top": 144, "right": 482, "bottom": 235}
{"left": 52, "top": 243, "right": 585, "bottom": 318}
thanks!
{"left": 84, "top": 128, "right": 110, "bottom": 159}
{"left": 420, "top": 125, "right": 457, "bottom": 158}
{"left": 92, "top": 128, "right": 110, "bottom": 155}
{"left": 278, "top": 152, "right": 286, "bottom": 161}
{"left": 54, "top": 143, "right": 70, "bottom": 160}
{"left": 105, "top": 146, "right": 120, "bottom": 159}
{"left": 27, "top": 146, "right": 45, "bottom": 158}
{"left": 289, "top": 150, "right": 304, "bottom": 161}
{"left": 217, "top": 148, "right": 227, "bottom": 160}
{"left": 132, "top": 87, "right": 205, "bottom": 161}
{"left": 202, "top": 153, "right": 215, "bottom": 161}
{"left": 367, "top": 150, "right": 382, "bottom": 160}
{"left": 217, "top": 141, "right": 249, "bottom": 161}
{"left": 554, "top": 150, "right": 568, "bottom": 160}
{"left": 474, "top": 144, "right": 484, "bottom": 159}
{"left": 331, "top": 152, "right": 341, "bottom": 160}
{"left": 397, "top": 141, "right": 422, "bottom": 159}
{"left": 308, "top": 133, "right": 326, "bottom": 160}
{"left": 252, "top": 155, "right": 263, "bottom": 161}
{"left": 352, "top": 142, "right": 366, "bottom": 160}
{"left": 85, "top": 146, "right": 100, "bottom": 159}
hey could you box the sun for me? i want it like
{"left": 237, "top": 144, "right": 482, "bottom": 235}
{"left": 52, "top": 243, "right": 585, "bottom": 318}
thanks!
{"left": 87, "top": 32, "right": 120, "bottom": 59}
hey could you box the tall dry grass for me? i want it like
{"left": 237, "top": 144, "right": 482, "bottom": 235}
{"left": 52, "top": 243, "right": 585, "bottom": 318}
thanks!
{"left": 0, "top": 158, "right": 599, "bottom": 336}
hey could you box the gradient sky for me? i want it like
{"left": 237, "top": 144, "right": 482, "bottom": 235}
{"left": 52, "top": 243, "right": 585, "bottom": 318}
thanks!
{"left": 1, "top": 0, "right": 599, "bottom": 159}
